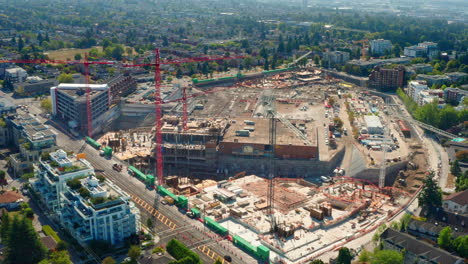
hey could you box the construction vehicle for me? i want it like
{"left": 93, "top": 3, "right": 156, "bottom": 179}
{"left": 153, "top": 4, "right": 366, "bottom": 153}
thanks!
{"left": 112, "top": 163, "right": 123, "bottom": 172}
{"left": 164, "top": 196, "right": 175, "bottom": 205}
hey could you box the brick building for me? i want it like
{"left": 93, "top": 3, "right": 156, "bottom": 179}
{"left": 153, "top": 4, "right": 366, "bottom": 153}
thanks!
{"left": 368, "top": 65, "right": 405, "bottom": 91}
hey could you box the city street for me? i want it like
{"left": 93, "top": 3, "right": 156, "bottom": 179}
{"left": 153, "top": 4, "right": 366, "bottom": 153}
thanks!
{"left": 2, "top": 92, "right": 255, "bottom": 264}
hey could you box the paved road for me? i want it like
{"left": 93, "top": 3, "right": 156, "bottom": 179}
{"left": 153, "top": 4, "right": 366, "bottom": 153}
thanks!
{"left": 7, "top": 93, "right": 255, "bottom": 264}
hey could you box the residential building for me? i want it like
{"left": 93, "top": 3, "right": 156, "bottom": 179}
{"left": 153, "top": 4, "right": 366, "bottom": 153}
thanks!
{"left": 4, "top": 67, "right": 27, "bottom": 83}
{"left": 446, "top": 72, "right": 468, "bottom": 85}
{"left": 370, "top": 39, "right": 392, "bottom": 56}
{"left": 0, "top": 96, "right": 17, "bottom": 115}
{"left": 443, "top": 189, "right": 468, "bottom": 215}
{"left": 444, "top": 88, "right": 468, "bottom": 104}
{"left": 418, "top": 90, "right": 439, "bottom": 106}
{"left": 404, "top": 42, "right": 439, "bottom": 59}
{"left": 32, "top": 149, "right": 140, "bottom": 245}
{"left": 408, "top": 80, "right": 429, "bottom": 102}
{"left": 106, "top": 75, "right": 137, "bottom": 104}
{"left": 368, "top": 65, "right": 405, "bottom": 91}
{"left": 0, "top": 191, "right": 24, "bottom": 210}
{"left": 7, "top": 113, "right": 57, "bottom": 177}
{"left": 404, "top": 46, "right": 426, "bottom": 58}
{"left": 416, "top": 74, "right": 451, "bottom": 86}
{"left": 13, "top": 78, "right": 57, "bottom": 96}
{"left": 32, "top": 149, "right": 95, "bottom": 211}
{"left": 418, "top": 42, "right": 439, "bottom": 59}
{"left": 59, "top": 175, "right": 140, "bottom": 245}
{"left": 381, "top": 228, "right": 464, "bottom": 264}
{"left": 50, "top": 84, "right": 111, "bottom": 136}
{"left": 322, "top": 51, "right": 350, "bottom": 67}
{"left": 405, "top": 64, "right": 433, "bottom": 78}
{"left": 346, "top": 57, "right": 411, "bottom": 70}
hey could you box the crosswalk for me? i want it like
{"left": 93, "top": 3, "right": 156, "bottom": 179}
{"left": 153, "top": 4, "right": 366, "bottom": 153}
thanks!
{"left": 129, "top": 194, "right": 177, "bottom": 230}
{"left": 197, "top": 244, "right": 229, "bottom": 264}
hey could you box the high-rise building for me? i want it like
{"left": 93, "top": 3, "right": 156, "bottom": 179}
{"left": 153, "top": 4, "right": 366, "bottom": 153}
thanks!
{"left": 368, "top": 65, "right": 405, "bottom": 91}
{"left": 370, "top": 39, "right": 392, "bottom": 56}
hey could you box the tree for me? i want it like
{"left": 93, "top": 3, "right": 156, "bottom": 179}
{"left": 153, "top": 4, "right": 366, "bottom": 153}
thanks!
{"left": 453, "top": 235, "right": 468, "bottom": 258}
{"left": 0, "top": 170, "right": 7, "bottom": 189}
{"left": 101, "top": 256, "right": 117, "bottom": 264}
{"left": 358, "top": 249, "right": 371, "bottom": 262}
{"left": 214, "top": 258, "right": 223, "bottom": 264}
{"left": 18, "top": 36, "right": 24, "bottom": 52}
{"left": 371, "top": 250, "right": 403, "bottom": 264}
{"left": 336, "top": 247, "right": 352, "bottom": 264}
{"left": 57, "top": 73, "right": 74, "bottom": 83}
{"left": 38, "top": 250, "right": 72, "bottom": 264}
{"left": 437, "top": 226, "right": 453, "bottom": 250}
{"left": 146, "top": 218, "right": 153, "bottom": 228}
{"left": 111, "top": 44, "right": 124, "bottom": 60}
{"left": 1, "top": 211, "right": 10, "bottom": 242}
{"left": 418, "top": 172, "right": 442, "bottom": 216}
{"left": 74, "top": 53, "right": 82, "bottom": 60}
{"left": 451, "top": 160, "right": 462, "bottom": 177}
{"left": 128, "top": 245, "right": 141, "bottom": 262}
{"left": 334, "top": 117, "right": 344, "bottom": 129}
{"left": 5, "top": 215, "right": 47, "bottom": 264}
{"left": 40, "top": 98, "right": 52, "bottom": 113}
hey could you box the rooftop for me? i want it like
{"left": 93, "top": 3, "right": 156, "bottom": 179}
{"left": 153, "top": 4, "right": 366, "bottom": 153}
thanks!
{"left": 381, "top": 228, "right": 464, "bottom": 264}
{"left": 222, "top": 117, "right": 317, "bottom": 146}
{"left": 444, "top": 189, "right": 468, "bottom": 206}
{"left": 0, "top": 191, "right": 23, "bottom": 204}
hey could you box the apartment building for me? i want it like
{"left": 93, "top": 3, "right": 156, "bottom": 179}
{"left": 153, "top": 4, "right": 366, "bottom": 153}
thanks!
{"left": 32, "top": 149, "right": 140, "bottom": 245}
{"left": 370, "top": 39, "right": 392, "bottom": 55}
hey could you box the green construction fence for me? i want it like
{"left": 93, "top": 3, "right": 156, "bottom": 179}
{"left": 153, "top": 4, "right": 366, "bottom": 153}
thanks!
{"left": 203, "top": 217, "right": 228, "bottom": 236}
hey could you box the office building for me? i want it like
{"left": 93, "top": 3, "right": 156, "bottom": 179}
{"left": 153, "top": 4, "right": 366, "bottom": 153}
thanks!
{"left": 50, "top": 84, "right": 111, "bottom": 136}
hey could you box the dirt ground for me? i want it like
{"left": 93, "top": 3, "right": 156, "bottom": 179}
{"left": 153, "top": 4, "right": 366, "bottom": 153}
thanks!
{"left": 393, "top": 148, "right": 428, "bottom": 194}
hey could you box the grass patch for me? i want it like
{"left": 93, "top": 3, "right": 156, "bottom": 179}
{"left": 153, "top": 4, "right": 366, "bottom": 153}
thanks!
{"left": 42, "top": 225, "right": 62, "bottom": 243}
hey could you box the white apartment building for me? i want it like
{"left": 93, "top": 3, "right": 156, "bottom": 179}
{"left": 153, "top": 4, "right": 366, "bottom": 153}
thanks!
{"left": 32, "top": 149, "right": 94, "bottom": 211}
{"left": 32, "top": 149, "right": 140, "bottom": 245}
{"left": 370, "top": 39, "right": 392, "bottom": 55}
{"left": 408, "top": 80, "right": 429, "bottom": 102}
{"left": 5, "top": 67, "right": 28, "bottom": 83}
{"left": 418, "top": 90, "right": 438, "bottom": 106}
{"left": 59, "top": 175, "right": 140, "bottom": 245}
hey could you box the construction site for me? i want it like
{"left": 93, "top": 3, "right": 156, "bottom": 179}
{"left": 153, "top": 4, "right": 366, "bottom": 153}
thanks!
{"left": 174, "top": 174, "right": 412, "bottom": 263}
{"left": 93, "top": 67, "right": 430, "bottom": 263}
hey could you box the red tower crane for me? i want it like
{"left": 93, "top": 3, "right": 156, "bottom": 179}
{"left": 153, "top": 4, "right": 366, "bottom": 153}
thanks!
{"left": 0, "top": 57, "right": 115, "bottom": 137}
{"left": 123, "top": 49, "right": 243, "bottom": 186}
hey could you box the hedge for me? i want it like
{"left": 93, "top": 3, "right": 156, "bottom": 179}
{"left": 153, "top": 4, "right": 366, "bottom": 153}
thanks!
{"left": 42, "top": 225, "right": 61, "bottom": 243}
{"left": 166, "top": 239, "right": 201, "bottom": 264}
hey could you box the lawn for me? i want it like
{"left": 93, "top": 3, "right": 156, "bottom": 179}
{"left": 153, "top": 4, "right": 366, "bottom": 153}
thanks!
{"left": 44, "top": 47, "right": 103, "bottom": 61}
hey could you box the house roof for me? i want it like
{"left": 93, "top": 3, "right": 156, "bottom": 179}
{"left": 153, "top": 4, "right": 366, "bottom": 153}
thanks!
{"left": 444, "top": 190, "right": 468, "bottom": 206}
{"left": 381, "top": 228, "right": 464, "bottom": 264}
{"left": 0, "top": 191, "right": 23, "bottom": 204}
{"left": 40, "top": 236, "right": 57, "bottom": 250}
